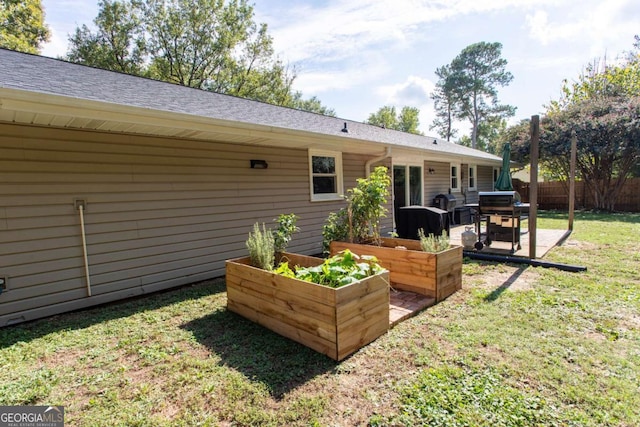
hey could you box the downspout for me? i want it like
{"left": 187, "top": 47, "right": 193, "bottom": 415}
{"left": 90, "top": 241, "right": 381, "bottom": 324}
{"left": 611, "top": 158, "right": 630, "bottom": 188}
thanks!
{"left": 76, "top": 200, "right": 92, "bottom": 297}
{"left": 365, "top": 147, "right": 392, "bottom": 177}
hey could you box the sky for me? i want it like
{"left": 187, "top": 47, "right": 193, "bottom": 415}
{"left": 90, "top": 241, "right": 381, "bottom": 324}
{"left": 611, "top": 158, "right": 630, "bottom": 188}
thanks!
{"left": 40, "top": 0, "right": 640, "bottom": 137}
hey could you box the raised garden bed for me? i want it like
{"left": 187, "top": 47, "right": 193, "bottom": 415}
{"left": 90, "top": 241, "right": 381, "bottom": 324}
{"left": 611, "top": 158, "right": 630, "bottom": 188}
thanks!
{"left": 330, "top": 237, "right": 462, "bottom": 302}
{"left": 225, "top": 252, "right": 390, "bottom": 361}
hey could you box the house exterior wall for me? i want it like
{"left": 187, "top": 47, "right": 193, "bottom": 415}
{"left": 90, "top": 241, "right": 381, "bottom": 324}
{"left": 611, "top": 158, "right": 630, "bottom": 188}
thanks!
{"left": 421, "top": 162, "right": 495, "bottom": 207}
{"left": 458, "top": 164, "right": 496, "bottom": 204}
{"left": 423, "top": 160, "right": 451, "bottom": 206}
{"left": 476, "top": 165, "right": 495, "bottom": 196}
{"left": 0, "top": 123, "right": 375, "bottom": 326}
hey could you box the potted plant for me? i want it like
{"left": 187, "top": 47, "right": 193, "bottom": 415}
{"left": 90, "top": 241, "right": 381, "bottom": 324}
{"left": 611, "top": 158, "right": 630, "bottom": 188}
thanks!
{"left": 226, "top": 215, "right": 390, "bottom": 361}
{"left": 326, "top": 166, "right": 462, "bottom": 303}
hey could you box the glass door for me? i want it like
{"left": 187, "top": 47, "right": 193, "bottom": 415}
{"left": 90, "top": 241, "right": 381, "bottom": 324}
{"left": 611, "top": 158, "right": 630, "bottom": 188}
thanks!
{"left": 393, "top": 164, "right": 423, "bottom": 226}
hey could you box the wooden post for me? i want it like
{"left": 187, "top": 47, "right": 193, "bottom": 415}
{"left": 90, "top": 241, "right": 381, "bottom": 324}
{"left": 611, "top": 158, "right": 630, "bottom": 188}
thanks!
{"left": 568, "top": 131, "right": 577, "bottom": 230}
{"left": 529, "top": 116, "right": 539, "bottom": 259}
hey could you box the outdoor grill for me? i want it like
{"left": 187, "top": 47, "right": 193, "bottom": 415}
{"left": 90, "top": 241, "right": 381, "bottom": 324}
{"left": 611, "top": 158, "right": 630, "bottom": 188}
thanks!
{"left": 433, "top": 193, "right": 457, "bottom": 224}
{"left": 475, "top": 191, "right": 529, "bottom": 253}
{"left": 397, "top": 206, "right": 449, "bottom": 240}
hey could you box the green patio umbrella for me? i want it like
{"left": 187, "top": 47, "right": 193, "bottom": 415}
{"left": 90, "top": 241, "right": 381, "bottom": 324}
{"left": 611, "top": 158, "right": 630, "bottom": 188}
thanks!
{"left": 494, "top": 143, "right": 513, "bottom": 191}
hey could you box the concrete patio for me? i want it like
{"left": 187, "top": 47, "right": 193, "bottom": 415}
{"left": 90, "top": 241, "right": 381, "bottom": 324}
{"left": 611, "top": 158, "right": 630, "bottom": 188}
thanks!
{"left": 448, "top": 221, "right": 570, "bottom": 258}
{"left": 388, "top": 221, "right": 571, "bottom": 326}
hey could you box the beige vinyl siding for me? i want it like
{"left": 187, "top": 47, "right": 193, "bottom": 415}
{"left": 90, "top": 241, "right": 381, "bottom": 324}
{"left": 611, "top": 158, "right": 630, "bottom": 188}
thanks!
{"left": 0, "top": 123, "right": 371, "bottom": 326}
{"left": 424, "top": 161, "right": 451, "bottom": 206}
{"left": 476, "top": 165, "right": 495, "bottom": 199}
{"left": 459, "top": 163, "right": 475, "bottom": 205}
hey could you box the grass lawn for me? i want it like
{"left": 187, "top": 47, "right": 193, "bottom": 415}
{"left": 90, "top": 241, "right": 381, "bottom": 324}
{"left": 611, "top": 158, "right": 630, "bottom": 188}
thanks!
{"left": 1, "top": 211, "right": 639, "bottom": 426}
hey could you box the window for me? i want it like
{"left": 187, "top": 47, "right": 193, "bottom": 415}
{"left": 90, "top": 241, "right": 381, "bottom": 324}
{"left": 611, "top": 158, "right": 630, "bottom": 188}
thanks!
{"left": 450, "top": 163, "right": 460, "bottom": 192}
{"left": 468, "top": 165, "right": 477, "bottom": 191}
{"left": 309, "top": 150, "right": 343, "bottom": 201}
{"left": 393, "top": 165, "right": 423, "bottom": 207}
{"left": 393, "top": 164, "right": 423, "bottom": 228}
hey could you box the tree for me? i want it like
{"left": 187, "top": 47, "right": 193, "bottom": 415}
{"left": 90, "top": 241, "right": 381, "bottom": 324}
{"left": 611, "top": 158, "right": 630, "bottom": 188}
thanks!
{"left": 505, "top": 39, "right": 640, "bottom": 211}
{"left": 142, "top": 0, "right": 291, "bottom": 104}
{"left": 65, "top": 0, "right": 334, "bottom": 112}
{"left": 549, "top": 46, "right": 640, "bottom": 112}
{"left": 290, "top": 93, "right": 336, "bottom": 116}
{"left": 429, "top": 65, "right": 459, "bottom": 141}
{"left": 543, "top": 96, "right": 640, "bottom": 211}
{"left": 66, "top": 0, "right": 146, "bottom": 75}
{"left": 0, "top": 0, "right": 50, "bottom": 53}
{"left": 366, "top": 106, "right": 398, "bottom": 129}
{"left": 445, "top": 42, "right": 516, "bottom": 149}
{"left": 457, "top": 116, "right": 507, "bottom": 154}
{"left": 366, "top": 106, "right": 423, "bottom": 135}
{"left": 397, "top": 106, "right": 422, "bottom": 134}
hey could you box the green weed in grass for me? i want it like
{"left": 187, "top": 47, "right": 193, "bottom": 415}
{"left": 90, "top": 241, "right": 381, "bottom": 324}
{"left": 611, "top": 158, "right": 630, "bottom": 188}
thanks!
{"left": 372, "top": 363, "right": 559, "bottom": 427}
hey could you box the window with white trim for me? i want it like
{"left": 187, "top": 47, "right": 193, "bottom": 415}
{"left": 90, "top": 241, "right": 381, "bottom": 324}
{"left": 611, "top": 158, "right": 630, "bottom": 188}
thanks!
{"left": 450, "top": 163, "right": 460, "bottom": 192}
{"left": 468, "top": 165, "right": 477, "bottom": 191}
{"left": 393, "top": 164, "right": 423, "bottom": 207}
{"left": 309, "top": 150, "right": 344, "bottom": 201}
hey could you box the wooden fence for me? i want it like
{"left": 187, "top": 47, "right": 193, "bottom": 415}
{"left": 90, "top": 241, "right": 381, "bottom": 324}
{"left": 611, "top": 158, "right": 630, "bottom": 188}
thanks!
{"left": 514, "top": 178, "right": 640, "bottom": 212}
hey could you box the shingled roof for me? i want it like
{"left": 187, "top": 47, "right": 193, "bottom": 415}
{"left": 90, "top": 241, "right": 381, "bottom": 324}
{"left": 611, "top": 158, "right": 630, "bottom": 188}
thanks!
{"left": 0, "top": 48, "right": 500, "bottom": 163}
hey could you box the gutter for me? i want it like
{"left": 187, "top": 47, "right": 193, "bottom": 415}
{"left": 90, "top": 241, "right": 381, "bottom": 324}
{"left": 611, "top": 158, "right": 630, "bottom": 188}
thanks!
{"left": 365, "top": 147, "right": 392, "bottom": 177}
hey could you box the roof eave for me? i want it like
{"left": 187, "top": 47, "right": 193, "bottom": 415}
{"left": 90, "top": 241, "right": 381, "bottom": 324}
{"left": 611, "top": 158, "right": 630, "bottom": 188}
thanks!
{"left": 0, "top": 87, "right": 503, "bottom": 165}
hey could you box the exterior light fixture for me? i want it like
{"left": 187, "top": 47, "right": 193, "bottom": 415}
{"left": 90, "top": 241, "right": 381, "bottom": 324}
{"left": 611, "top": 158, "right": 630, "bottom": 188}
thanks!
{"left": 250, "top": 159, "right": 268, "bottom": 169}
{"left": 428, "top": 167, "right": 436, "bottom": 174}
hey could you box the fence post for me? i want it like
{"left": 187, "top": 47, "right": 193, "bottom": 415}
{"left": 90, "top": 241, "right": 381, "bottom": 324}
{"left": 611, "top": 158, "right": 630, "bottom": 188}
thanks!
{"left": 568, "top": 131, "right": 577, "bottom": 230}
{"left": 529, "top": 115, "right": 539, "bottom": 259}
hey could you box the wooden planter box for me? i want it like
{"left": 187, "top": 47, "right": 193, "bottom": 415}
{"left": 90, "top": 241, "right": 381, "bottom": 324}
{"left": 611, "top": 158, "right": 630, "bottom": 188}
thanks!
{"left": 225, "top": 253, "right": 390, "bottom": 361}
{"left": 330, "top": 238, "right": 462, "bottom": 302}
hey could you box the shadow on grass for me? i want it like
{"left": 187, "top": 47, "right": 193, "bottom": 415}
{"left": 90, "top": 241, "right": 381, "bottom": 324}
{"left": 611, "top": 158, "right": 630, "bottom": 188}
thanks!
{"left": 484, "top": 266, "right": 528, "bottom": 302}
{"left": 182, "top": 309, "right": 337, "bottom": 399}
{"left": 0, "top": 278, "right": 226, "bottom": 349}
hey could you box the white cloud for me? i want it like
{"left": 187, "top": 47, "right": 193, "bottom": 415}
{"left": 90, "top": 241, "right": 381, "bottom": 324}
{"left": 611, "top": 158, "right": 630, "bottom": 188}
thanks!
{"left": 261, "top": 0, "right": 563, "bottom": 95}
{"left": 41, "top": 28, "right": 69, "bottom": 58}
{"left": 292, "top": 49, "right": 392, "bottom": 94}
{"left": 376, "top": 75, "right": 434, "bottom": 106}
{"left": 269, "top": 1, "right": 471, "bottom": 61}
{"left": 373, "top": 75, "right": 437, "bottom": 133}
{"left": 525, "top": 0, "right": 639, "bottom": 54}
{"left": 525, "top": 10, "right": 575, "bottom": 45}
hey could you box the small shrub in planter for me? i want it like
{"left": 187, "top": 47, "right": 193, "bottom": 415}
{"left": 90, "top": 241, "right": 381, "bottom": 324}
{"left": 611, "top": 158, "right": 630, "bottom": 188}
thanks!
{"left": 246, "top": 222, "right": 275, "bottom": 271}
{"left": 273, "top": 213, "right": 300, "bottom": 256}
{"left": 417, "top": 228, "right": 451, "bottom": 253}
{"left": 325, "top": 166, "right": 462, "bottom": 302}
{"left": 245, "top": 214, "right": 300, "bottom": 270}
{"left": 322, "top": 165, "right": 390, "bottom": 252}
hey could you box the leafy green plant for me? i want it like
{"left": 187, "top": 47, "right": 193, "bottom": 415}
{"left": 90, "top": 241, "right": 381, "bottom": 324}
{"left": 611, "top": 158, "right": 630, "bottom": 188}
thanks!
{"left": 321, "top": 209, "right": 349, "bottom": 253}
{"left": 273, "top": 213, "right": 300, "bottom": 254}
{"left": 246, "top": 222, "right": 275, "bottom": 270}
{"left": 322, "top": 166, "right": 391, "bottom": 252}
{"left": 275, "top": 250, "right": 385, "bottom": 288}
{"left": 417, "top": 228, "right": 450, "bottom": 252}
